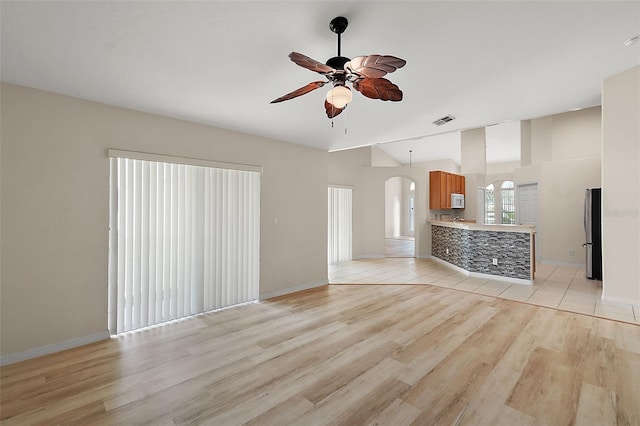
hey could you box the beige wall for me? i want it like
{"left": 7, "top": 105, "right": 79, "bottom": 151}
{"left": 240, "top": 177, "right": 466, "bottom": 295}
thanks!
{"left": 412, "top": 159, "right": 460, "bottom": 173}
{"left": 461, "top": 127, "right": 486, "bottom": 175}
{"left": 360, "top": 167, "right": 429, "bottom": 258}
{"left": 531, "top": 116, "right": 553, "bottom": 164}
{"left": 462, "top": 173, "right": 486, "bottom": 223}
{"left": 329, "top": 147, "right": 371, "bottom": 259}
{"left": 601, "top": 66, "right": 640, "bottom": 305}
{"left": 329, "top": 148, "right": 429, "bottom": 258}
{"left": 539, "top": 159, "right": 601, "bottom": 264}
{"left": 520, "top": 120, "right": 532, "bottom": 166}
{"left": 486, "top": 161, "right": 520, "bottom": 175}
{"left": 371, "top": 146, "right": 402, "bottom": 167}
{"left": 387, "top": 177, "right": 417, "bottom": 238}
{"left": 385, "top": 176, "right": 403, "bottom": 237}
{"left": 515, "top": 106, "right": 602, "bottom": 265}
{"left": 1, "top": 83, "right": 329, "bottom": 359}
{"left": 552, "top": 107, "right": 602, "bottom": 161}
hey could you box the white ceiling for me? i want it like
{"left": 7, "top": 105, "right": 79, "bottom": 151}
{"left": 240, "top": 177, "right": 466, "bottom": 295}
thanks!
{"left": 2, "top": 1, "right": 639, "bottom": 164}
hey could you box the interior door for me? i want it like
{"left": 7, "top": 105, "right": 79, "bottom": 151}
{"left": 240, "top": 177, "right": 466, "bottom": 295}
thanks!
{"left": 517, "top": 184, "right": 538, "bottom": 225}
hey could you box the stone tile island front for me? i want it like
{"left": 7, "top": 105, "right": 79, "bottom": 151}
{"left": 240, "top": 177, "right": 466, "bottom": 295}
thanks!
{"left": 430, "top": 220, "right": 536, "bottom": 285}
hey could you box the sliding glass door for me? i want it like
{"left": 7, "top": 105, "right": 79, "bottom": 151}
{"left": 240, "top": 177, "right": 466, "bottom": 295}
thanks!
{"left": 108, "top": 153, "right": 260, "bottom": 334}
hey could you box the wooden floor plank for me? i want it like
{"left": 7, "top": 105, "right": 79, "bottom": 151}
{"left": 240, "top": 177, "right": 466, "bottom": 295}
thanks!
{"left": 1, "top": 283, "right": 639, "bottom": 425}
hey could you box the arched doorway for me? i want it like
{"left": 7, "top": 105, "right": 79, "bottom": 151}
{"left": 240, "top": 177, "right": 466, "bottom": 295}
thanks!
{"left": 384, "top": 177, "right": 416, "bottom": 257}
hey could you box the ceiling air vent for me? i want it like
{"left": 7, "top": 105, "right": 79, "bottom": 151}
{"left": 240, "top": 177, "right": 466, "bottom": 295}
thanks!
{"left": 433, "top": 115, "right": 455, "bottom": 126}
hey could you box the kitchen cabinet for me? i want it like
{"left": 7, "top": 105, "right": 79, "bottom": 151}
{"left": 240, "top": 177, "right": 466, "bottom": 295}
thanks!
{"left": 429, "top": 171, "right": 465, "bottom": 209}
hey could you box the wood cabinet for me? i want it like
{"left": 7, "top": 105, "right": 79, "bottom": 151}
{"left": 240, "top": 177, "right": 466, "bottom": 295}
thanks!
{"left": 429, "top": 171, "right": 465, "bottom": 209}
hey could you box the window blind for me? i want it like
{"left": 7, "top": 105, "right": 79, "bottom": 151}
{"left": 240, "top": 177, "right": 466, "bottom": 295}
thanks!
{"left": 328, "top": 187, "right": 352, "bottom": 265}
{"left": 108, "top": 156, "right": 260, "bottom": 334}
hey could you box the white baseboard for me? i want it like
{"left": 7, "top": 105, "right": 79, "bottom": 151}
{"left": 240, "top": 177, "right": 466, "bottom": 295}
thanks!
{"left": 259, "top": 279, "right": 328, "bottom": 300}
{"left": 353, "top": 255, "right": 385, "bottom": 260}
{"left": 0, "top": 330, "right": 111, "bottom": 366}
{"left": 539, "top": 260, "right": 585, "bottom": 268}
{"left": 431, "top": 256, "right": 534, "bottom": 286}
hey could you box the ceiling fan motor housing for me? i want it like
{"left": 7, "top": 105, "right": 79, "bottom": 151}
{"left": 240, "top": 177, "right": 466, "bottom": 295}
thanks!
{"left": 325, "top": 56, "right": 350, "bottom": 71}
{"left": 329, "top": 16, "right": 348, "bottom": 34}
{"left": 327, "top": 17, "right": 350, "bottom": 71}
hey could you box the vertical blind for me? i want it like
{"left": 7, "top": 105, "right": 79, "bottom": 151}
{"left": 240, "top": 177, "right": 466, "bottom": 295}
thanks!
{"left": 328, "top": 187, "right": 352, "bottom": 264}
{"left": 108, "top": 155, "right": 260, "bottom": 334}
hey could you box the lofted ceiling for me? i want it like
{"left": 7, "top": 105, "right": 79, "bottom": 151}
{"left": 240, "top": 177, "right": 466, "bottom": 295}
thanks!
{"left": 1, "top": 1, "right": 638, "bottom": 165}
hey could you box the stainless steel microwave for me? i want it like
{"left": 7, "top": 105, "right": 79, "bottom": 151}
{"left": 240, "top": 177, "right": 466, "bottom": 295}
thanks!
{"left": 451, "top": 193, "right": 465, "bottom": 209}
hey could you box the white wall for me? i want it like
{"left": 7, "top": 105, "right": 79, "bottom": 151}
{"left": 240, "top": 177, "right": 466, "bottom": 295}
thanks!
{"left": 601, "top": 66, "right": 640, "bottom": 305}
{"left": 1, "top": 83, "right": 329, "bottom": 359}
{"left": 515, "top": 106, "right": 603, "bottom": 265}
{"left": 385, "top": 177, "right": 403, "bottom": 237}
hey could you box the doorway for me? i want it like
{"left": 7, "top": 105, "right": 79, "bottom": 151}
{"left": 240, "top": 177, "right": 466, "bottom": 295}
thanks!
{"left": 384, "top": 177, "right": 415, "bottom": 257}
{"left": 328, "top": 186, "right": 353, "bottom": 264}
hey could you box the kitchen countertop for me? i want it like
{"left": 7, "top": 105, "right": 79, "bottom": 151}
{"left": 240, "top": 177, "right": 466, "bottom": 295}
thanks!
{"left": 429, "top": 220, "right": 535, "bottom": 234}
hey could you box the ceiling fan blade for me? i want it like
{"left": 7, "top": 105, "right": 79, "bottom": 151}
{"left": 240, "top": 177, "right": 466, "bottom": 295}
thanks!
{"left": 289, "top": 52, "right": 335, "bottom": 74}
{"left": 352, "top": 78, "right": 403, "bottom": 101}
{"left": 345, "top": 55, "right": 406, "bottom": 78}
{"left": 324, "top": 99, "right": 344, "bottom": 118}
{"left": 270, "top": 81, "right": 327, "bottom": 103}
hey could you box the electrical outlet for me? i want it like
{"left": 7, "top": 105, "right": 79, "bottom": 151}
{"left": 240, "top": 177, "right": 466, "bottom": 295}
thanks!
{"left": 492, "top": 258, "right": 498, "bottom": 266}
{"left": 568, "top": 249, "right": 575, "bottom": 256}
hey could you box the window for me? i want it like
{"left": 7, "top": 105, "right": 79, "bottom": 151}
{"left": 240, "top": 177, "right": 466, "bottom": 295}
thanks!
{"left": 485, "top": 184, "right": 495, "bottom": 224}
{"left": 501, "top": 181, "right": 515, "bottom": 224}
{"left": 108, "top": 153, "right": 260, "bottom": 334}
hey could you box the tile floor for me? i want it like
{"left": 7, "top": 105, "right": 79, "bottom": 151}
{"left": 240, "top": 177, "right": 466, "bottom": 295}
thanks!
{"left": 384, "top": 237, "right": 415, "bottom": 258}
{"left": 329, "top": 256, "right": 640, "bottom": 325}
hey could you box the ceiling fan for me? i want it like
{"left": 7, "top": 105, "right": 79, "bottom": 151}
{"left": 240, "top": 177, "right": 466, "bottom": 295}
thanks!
{"left": 271, "top": 16, "right": 406, "bottom": 118}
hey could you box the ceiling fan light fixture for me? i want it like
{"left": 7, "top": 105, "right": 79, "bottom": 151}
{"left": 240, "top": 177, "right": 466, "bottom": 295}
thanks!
{"left": 326, "top": 85, "right": 352, "bottom": 108}
{"left": 270, "top": 16, "right": 405, "bottom": 118}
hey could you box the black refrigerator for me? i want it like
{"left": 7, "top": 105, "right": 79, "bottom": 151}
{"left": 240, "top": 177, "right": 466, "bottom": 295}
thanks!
{"left": 584, "top": 188, "right": 602, "bottom": 280}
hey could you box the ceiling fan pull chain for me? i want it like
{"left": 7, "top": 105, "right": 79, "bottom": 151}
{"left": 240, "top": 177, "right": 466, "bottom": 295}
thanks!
{"left": 344, "top": 107, "right": 348, "bottom": 135}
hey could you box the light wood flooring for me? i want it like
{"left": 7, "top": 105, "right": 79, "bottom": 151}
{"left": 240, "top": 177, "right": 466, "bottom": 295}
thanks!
{"left": 2, "top": 280, "right": 640, "bottom": 425}
{"left": 331, "top": 257, "right": 640, "bottom": 325}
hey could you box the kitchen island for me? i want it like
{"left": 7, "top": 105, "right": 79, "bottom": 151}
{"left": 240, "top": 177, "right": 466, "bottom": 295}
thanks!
{"left": 430, "top": 220, "right": 535, "bottom": 284}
